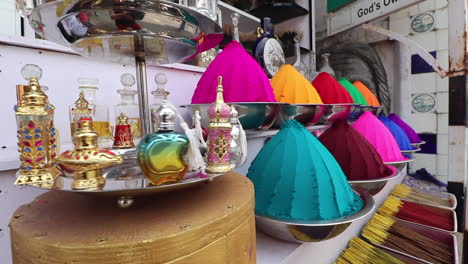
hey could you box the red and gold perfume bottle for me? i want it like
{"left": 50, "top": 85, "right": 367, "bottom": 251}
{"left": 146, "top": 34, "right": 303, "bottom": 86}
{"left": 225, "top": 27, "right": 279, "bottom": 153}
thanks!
{"left": 113, "top": 113, "right": 135, "bottom": 149}
{"left": 14, "top": 64, "right": 61, "bottom": 186}
{"left": 205, "top": 76, "right": 232, "bottom": 174}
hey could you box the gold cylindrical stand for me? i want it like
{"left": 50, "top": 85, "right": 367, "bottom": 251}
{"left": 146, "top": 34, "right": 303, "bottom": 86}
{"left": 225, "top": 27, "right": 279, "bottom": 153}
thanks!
{"left": 10, "top": 172, "right": 256, "bottom": 264}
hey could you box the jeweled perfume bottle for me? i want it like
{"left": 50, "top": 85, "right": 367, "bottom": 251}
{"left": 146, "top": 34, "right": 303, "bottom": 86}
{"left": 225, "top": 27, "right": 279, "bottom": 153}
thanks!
{"left": 138, "top": 101, "right": 189, "bottom": 186}
{"left": 205, "top": 76, "right": 232, "bottom": 174}
{"left": 319, "top": 53, "right": 336, "bottom": 77}
{"left": 150, "top": 73, "right": 169, "bottom": 132}
{"left": 70, "top": 92, "right": 92, "bottom": 137}
{"left": 115, "top": 73, "right": 140, "bottom": 142}
{"left": 292, "top": 36, "right": 309, "bottom": 80}
{"left": 70, "top": 78, "right": 112, "bottom": 147}
{"left": 57, "top": 118, "right": 123, "bottom": 190}
{"left": 14, "top": 64, "right": 61, "bottom": 186}
{"left": 113, "top": 113, "right": 135, "bottom": 149}
{"left": 253, "top": 17, "right": 285, "bottom": 78}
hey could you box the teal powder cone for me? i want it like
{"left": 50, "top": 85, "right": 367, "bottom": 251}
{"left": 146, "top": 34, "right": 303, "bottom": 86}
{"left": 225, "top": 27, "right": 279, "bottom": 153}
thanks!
{"left": 247, "top": 119, "right": 363, "bottom": 221}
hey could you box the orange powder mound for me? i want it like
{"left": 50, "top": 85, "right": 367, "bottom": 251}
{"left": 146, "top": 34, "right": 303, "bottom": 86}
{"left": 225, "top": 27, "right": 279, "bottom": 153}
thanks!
{"left": 271, "top": 65, "right": 323, "bottom": 104}
{"left": 353, "top": 81, "right": 380, "bottom": 107}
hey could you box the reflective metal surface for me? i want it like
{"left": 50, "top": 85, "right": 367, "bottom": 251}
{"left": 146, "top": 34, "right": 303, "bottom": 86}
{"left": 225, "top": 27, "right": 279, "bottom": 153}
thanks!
{"left": 320, "top": 104, "right": 361, "bottom": 124}
{"left": 183, "top": 103, "right": 282, "bottom": 131}
{"left": 348, "top": 169, "right": 402, "bottom": 196}
{"left": 274, "top": 104, "right": 326, "bottom": 127}
{"left": 411, "top": 141, "right": 426, "bottom": 149}
{"left": 27, "top": 0, "right": 223, "bottom": 65}
{"left": 255, "top": 188, "right": 375, "bottom": 242}
{"left": 384, "top": 158, "right": 415, "bottom": 172}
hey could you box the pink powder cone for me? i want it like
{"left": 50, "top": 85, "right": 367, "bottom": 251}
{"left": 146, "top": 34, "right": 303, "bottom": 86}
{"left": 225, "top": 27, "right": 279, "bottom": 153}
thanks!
{"left": 191, "top": 41, "right": 277, "bottom": 103}
{"left": 352, "top": 112, "right": 407, "bottom": 163}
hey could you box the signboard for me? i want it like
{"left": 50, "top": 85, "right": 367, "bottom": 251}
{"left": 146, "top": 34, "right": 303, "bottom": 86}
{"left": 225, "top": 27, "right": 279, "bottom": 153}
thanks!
{"left": 328, "top": 0, "right": 424, "bottom": 35}
{"left": 328, "top": 0, "right": 356, "bottom": 12}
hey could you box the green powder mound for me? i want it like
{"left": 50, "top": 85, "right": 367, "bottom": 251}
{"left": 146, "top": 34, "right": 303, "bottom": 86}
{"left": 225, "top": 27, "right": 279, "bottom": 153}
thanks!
{"left": 338, "top": 78, "right": 368, "bottom": 105}
{"left": 247, "top": 119, "right": 364, "bottom": 221}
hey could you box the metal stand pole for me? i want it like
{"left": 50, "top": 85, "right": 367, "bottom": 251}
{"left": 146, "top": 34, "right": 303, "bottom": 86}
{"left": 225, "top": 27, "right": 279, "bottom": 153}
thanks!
{"left": 134, "top": 36, "right": 152, "bottom": 137}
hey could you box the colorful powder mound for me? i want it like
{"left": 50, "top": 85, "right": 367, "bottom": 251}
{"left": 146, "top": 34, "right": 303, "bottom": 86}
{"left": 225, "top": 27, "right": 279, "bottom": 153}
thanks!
{"left": 191, "top": 41, "right": 276, "bottom": 104}
{"left": 338, "top": 78, "right": 368, "bottom": 105}
{"left": 388, "top": 113, "right": 422, "bottom": 144}
{"left": 378, "top": 116, "right": 415, "bottom": 151}
{"left": 270, "top": 65, "right": 323, "bottom": 104}
{"left": 247, "top": 119, "right": 363, "bottom": 221}
{"left": 353, "top": 81, "right": 381, "bottom": 107}
{"left": 352, "top": 112, "right": 407, "bottom": 163}
{"left": 319, "top": 120, "right": 397, "bottom": 180}
{"left": 312, "top": 72, "right": 353, "bottom": 104}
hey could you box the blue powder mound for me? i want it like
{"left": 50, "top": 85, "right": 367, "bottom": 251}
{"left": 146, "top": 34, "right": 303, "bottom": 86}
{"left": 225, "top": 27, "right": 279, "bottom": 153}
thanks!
{"left": 378, "top": 116, "right": 415, "bottom": 151}
{"left": 247, "top": 119, "right": 363, "bottom": 221}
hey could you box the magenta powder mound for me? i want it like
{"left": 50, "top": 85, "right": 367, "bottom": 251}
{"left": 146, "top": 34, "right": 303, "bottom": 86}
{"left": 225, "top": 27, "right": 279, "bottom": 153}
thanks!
{"left": 319, "top": 120, "right": 397, "bottom": 180}
{"left": 388, "top": 113, "right": 422, "bottom": 144}
{"left": 352, "top": 112, "right": 407, "bottom": 163}
{"left": 191, "top": 41, "right": 276, "bottom": 104}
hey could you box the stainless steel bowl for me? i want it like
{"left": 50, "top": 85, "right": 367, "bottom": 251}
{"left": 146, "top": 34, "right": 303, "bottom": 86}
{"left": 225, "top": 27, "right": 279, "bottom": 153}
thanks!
{"left": 411, "top": 141, "right": 426, "bottom": 149}
{"left": 384, "top": 158, "right": 415, "bottom": 172}
{"left": 321, "top": 104, "right": 360, "bottom": 124}
{"left": 401, "top": 148, "right": 422, "bottom": 159}
{"left": 348, "top": 169, "right": 402, "bottom": 196}
{"left": 183, "top": 103, "right": 282, "bottom": 131}
{"left": 370, "top": 106, "right": 381, "bottom": 115}
{"left": 274, "top": 104, "right": 326, "bottom": 127}
{"left": 27, "top": 0, "right": 223, "bottom": 65}
{"left": 255, "top": 188, "right": 375, "bottom": 243}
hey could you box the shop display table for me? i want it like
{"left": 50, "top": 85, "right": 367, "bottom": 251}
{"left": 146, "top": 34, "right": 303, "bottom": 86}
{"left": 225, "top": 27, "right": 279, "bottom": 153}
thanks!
{"left": 10, "top": 172, "right": 256, "bottom": 264}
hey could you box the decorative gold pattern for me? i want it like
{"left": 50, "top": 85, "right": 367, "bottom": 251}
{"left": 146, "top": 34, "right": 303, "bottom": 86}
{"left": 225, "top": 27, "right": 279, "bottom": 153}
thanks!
{"left": 56, "top": 118, "right": 122, "bottom": 190}
{"left": 15, "top": 78, "right": 54, "bottom": 116}
{"left": 113, "top": 113, "right": 135, "bottom": 149}
{"left": 71, "top": 92, "right": 92, "bottom": 114}
{"left": 214, "top": 135, "right": 228, "bottom": 160}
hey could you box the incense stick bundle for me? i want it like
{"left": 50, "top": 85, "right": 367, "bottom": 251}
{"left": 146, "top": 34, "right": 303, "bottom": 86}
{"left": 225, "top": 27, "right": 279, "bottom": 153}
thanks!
{"left": 335, "top": 237, "right": 406, "bottom": 264}
{"left": 378, "top": 195, "right": 454, "bottom": 231}
{"left": 362, "top": 214, "right": 453, "bottom": 264}
{"left": 391, "top": 184, "right": 451, "bottom": 208}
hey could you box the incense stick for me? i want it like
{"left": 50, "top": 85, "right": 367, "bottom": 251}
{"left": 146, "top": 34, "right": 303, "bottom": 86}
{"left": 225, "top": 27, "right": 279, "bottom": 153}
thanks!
{"left": 335, "top": 237, "right": 406, "bottom": 264}
{"left": 362, "top": 213, "right": 453, "bottom": 264}
{"left": 392, "top": 184, "right": 451, "bottom": 208}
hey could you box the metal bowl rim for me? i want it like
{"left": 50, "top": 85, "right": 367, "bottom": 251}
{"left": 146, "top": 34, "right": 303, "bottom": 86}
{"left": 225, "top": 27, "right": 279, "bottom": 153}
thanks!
{"left": 383, "top": 158, "right": 416, "bottom": 165}
{"left": 401, "top": 148, "right": 422, "bottom": 153}
{"left": 181, "top": 102, "right": 286, "bottom": 107}
{"left": 254, "top": 188, "right": 375, "bottom": 227}
{"left": 410, "top": 141, "right": 426, "bottom": 146}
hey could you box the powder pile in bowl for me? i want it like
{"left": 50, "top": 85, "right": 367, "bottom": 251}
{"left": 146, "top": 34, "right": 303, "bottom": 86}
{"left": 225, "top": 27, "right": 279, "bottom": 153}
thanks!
{"left": 353, "top": 81, "right": 380, "bottom": 107}
{"left": 312, "top": 72, "right": 353, "bottom": 104}
{"left": 338, "top": 78, "right": 368, "bottom": 105}
{"left": 378, "top": 116, "right": 415, "bottom": 151}
{"left": 388, "top": 113, "right": 422, "bottom": 144}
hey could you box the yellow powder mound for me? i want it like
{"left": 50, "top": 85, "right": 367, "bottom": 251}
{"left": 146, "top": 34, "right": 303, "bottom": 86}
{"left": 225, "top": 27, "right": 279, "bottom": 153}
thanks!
{"left": 271, "top": 65, "right": 323, "bottom": 104}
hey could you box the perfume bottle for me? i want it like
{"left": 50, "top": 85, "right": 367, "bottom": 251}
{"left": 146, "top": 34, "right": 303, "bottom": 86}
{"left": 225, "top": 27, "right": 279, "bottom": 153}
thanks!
{"left": 69, "top": 78, "right": 112, "bottom": 147}
{"left": 229, "top": 106, "right": 242, "bottom": 168}
{"left": 150, "top": 73, "right": 169, "bottom": 132}
{"left": 14, "top": 64, "right": 61, "bottom": 186}
{"left": 113, "top": 113, "right": 135, "bottom": 149}
{"left": 57, "top": 118, "right": 122, "bottom": 190}
{"left": 292, "top": 36, "right": 309, "bottom": 80}
{"left": 138, "top": 101, "right": 189, "bottom": 186}
{"left": 205, "top": 76, "right": 232, "bottom": 174}
{"left": 308, "top": 51, "right": 319, "bottom": 82}
{"left": 319, "top": 53, "right": 336, "bottom": 77}
{"left": 232, "top": 12, "right": 241, "bottom": 44}
{"left": 253, "top": 17, "right": 285, "bottom": 78}
{"left": 70, "top": 92, "right": 92, "bottom": 137}
{"left": 115, "top": 73, "right": 140, "bottom": 142}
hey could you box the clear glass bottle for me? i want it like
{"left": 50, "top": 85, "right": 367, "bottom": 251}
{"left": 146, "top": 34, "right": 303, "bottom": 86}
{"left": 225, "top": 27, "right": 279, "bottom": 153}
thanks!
{"left": 69, "top": 78, "right": 112, "bottom": 147}
{"left": 308, "top": 51, "right": 319, "bottom": 81}
{"left": 150, "top": 73, "right": 169, "bottom": 132}
{"left": 319, "top": 53, "right": 336, "bottom": 77}
{"left": 138, "top": 102, "right": 189, "bottom": 186}
{"left": 232, "top": 13, "right": 241, "bottom": 44}
{"left": 292, "top": 36, "right": 309, "bottom": 80}
{"left": 115, "top": 73, "right": 140, "bottom": 143}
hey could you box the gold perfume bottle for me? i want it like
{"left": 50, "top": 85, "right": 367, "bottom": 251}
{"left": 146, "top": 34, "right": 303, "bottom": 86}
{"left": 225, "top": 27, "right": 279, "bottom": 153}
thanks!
{"left": 57, "top": 118, "right": 123, "bottom": 190}
{"left": 14, "top": 64, "right": 61, "bottom": 186}
{"left": 115, "top": 73, "right": 140, "bottom": 141}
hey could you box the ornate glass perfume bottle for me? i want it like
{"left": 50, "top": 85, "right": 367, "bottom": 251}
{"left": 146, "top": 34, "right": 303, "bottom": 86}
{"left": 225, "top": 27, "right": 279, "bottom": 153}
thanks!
{"left": 57, "top": 118, "right": 123, "bottom": 190}
{"left": 70, "top": 92, "right": 92, "bottom": 136}
{"left": 292, "top": 36, "right": 309, "bottom": 80}
{"left": 14, "top": 64, "right": 60, "bottom": 186}
{"left": 253, "top": 17, "right": 285, "bottom": 78}
{"left": 150, "top": 73, "right": 169, "bottom": 132}
{"left": 70, "top": 78, "right": 112, "bottom": 146}
{"left": 205, "top": 76, "right": 232, "bottom": 174}
{"left": 113, "top": 113, "right": 135, "bottom": 149}
{"left": 115, "top": 73, "right": 140, "bottom": 142}
{"left": 319, "top": 53, "right": 336, "bottom": 77}
{"left": 138, "top": 101, "right": 189, "bottom": 186}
